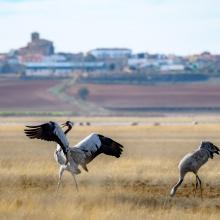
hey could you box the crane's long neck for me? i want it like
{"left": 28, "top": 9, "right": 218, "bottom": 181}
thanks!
{"left": 56, "top": 125, "right": 72, "bottom": 151}
{"left": 64, "top": 125, "right": 72, "bottom": 134}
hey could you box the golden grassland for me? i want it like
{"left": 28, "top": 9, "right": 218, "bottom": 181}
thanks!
{"left": 1, "top": 116, "right": 220, "bottom": 219}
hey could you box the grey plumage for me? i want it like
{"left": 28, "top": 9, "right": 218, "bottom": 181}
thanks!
{"left": 24, "top": 121, "right": 123, "bottom": 192}
{"left": 170, "top": 141, "right": 220, "bottom": 198}
{"left": 55, "top": 132, "right": 123, "bottom": 192}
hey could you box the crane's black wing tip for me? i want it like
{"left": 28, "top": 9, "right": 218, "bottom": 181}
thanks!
{"left": 118, "top": 143, "right": 124, "bottom": 148}
{"left": 114, "top": 141, "right": 124, "bottom": 158}
{"left": 25, "top": 125, "right": 42, "bottom": 128}
{"left": 24, "top": 126, "right": 42, "bottom": 139}
{"left": 24, "top": 122, "right": 62, "bottom": 144}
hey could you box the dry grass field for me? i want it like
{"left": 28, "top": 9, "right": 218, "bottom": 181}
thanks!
{"left": 1, "top": 116, "right": 220, "bottom": 219}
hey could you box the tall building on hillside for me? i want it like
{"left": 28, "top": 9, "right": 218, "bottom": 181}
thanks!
{"left": 18, "top": 32, "right": 54, "bottom": 57}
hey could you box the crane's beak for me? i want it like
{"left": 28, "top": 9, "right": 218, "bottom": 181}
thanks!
{"left": 61, "top": 122, "right": 67, "bottom": 128}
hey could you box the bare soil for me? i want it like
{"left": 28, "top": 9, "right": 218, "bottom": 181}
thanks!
{"left": 1, "top": 79, "right": 220, "bottom": 114}
{"left": 0, "top": 79, "right": 72, "bottom": 111}
{"left": 67, "top": 83, "right": 220, "bottom": 109}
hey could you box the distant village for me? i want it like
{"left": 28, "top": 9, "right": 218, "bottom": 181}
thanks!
{"left": 0, "top": 32, "right": 220, "bottom": 82}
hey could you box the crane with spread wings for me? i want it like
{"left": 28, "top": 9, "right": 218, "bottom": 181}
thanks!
{"left": 24, "top": 121, "right": 123, "bottom": 192}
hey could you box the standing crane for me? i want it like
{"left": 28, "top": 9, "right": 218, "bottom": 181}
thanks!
{"left": 24, "top": 121, "right": 123, "bottom": 192}
{"left": 170, "top": 141, "right": 219, "bottom": 198}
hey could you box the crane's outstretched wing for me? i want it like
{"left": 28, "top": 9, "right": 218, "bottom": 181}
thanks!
{"left": 24, "top": 121, "right": 69, "bottom": 155}
{"left": 74, "top": 133, "right": 123, "bottom": 164}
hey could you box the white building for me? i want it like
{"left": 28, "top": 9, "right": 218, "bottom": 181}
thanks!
{"left": 25, "top": 61, "right": 106, "bottom": 77}
{"left": 160, "top": 64, "right": 185, "bottom": 72}
{"left": 42, "top": 54, "right": 67, "bottom": 62}
{"left": 89, "top": 48, "right": 132, "bottom": 59}
{"left": 128, "top": 57, "right": 149, "bottom": 68}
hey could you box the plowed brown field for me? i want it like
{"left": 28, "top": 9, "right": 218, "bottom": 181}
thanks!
{"left": 67, "top": 83, "right": 220, "bottom": 109}
{"left": 1, "top": 79, "right": 220, "bottom": 114}
{"left": 0, "top": 79, "right": 73, "bottom": 111}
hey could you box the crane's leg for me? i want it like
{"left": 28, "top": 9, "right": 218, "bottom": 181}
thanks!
{"left": 196, "top": 175, "right": 203, "bottom": 199}
{"left": 170, "top": 177, "right": 183, "bottom": 197}
{"left": 71, "top": 172, "right": 79, "bottom": 192}
{"left": 193, "top": 175, "right": 199, "bottom": 197}
{"left": 170, "top": 171, "right": 186, "bottom": 197}
{"left": 67, "top": 155, "right": 80, "bottom": 192}
{"left": 57, "top": 166, "right": 65, "bottom": 193}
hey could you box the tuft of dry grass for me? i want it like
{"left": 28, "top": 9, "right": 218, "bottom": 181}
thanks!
{"left": 0, "top": 116, "right": 220, "bottom": 219}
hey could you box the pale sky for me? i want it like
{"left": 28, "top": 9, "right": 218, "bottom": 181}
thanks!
{"left": 0, "top": 0, "right": 220, "bottom": 55}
